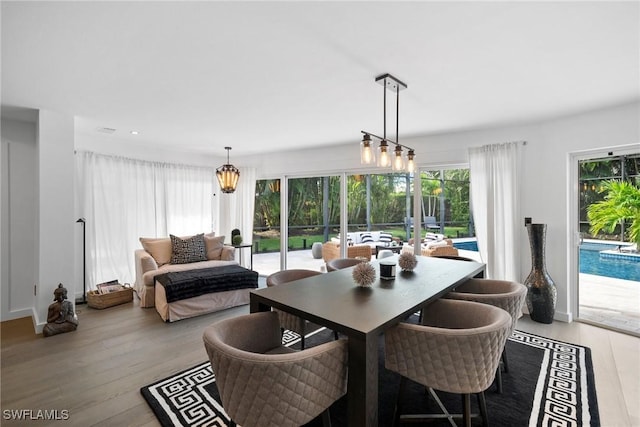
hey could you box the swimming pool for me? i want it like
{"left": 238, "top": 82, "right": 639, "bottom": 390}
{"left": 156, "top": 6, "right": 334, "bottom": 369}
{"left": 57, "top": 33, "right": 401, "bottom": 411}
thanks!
{"left": 454, "top": 240, "right": 639, "bottom": 282}
{"left": 579, "top": 243, "right": 639, "bottom": 282}
{"left": 453, "top": 240, "right": 479, "bottom": 251}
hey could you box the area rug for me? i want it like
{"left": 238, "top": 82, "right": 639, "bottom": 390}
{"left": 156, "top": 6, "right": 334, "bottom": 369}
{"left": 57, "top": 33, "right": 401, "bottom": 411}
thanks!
{"left": 141, "top": 328, "right": 600, "bottom": 427}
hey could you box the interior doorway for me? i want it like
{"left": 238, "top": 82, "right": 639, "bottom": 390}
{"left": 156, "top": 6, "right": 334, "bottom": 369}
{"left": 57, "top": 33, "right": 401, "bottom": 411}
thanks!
{"left": 570, "top": 147, "right": 639, "bottom": 336}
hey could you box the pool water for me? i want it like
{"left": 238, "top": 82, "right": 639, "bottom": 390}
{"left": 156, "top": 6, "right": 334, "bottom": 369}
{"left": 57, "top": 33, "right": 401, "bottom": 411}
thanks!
{"left": 579, "top": 243, "right": 639, "bottom": 282}
{"left": 454, "top": 240, "right": 639, "bottom": 282}
{"left": 453, "top": 241, "right": 479, "bottom": 251}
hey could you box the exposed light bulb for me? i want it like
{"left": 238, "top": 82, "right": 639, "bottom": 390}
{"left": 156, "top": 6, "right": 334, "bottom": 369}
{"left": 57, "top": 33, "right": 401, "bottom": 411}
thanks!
{"left": 392, "top": 145, "right": 404, "bottom": 171}
{"left": 378, "top": 141, "right": 391, "bottom": 168}
{"left": 360, "top": 135, "right": 375, "bottom": 164}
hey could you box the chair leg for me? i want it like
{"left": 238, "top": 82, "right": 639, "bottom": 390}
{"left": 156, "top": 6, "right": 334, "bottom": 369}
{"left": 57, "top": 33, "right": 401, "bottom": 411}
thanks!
{"left": 477, "top": 392, "right": 488, "bottom": 427}
{"left": 502, "top": 347, "right": 509, "bottom": 373}
{"left": 393, "top": 376, "right": 407, "bottom": 427}
{"left": 299, "top": 319, "right": 306, "bottom": 350}
{"left": 228, "top": 420, "right": 237, "bottom": 427}
{"left": 461, "top": 394, "right": 471, "bottom": 427}
{"left": 495, "top": 365, "right": 503, "bottom": 394}
{"left": 321, "top": 409, "right": 332, "bottom": 427}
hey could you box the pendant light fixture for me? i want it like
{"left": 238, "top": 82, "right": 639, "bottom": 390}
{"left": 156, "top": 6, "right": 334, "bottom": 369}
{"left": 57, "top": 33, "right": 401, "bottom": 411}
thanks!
{"left": 360, "top": 73, "right": 416, "bottom": 172}
{"left": 216, "top": 146, "right": 240, "bottom": 194}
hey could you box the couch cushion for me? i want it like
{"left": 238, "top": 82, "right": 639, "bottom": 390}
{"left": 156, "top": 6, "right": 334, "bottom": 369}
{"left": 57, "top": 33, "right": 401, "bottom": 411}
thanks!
{"left": 360, "top": 232, "right": 374, "bottom": 244}
{"left": 140, "top": 237, "right": 172, "bottom": 266}
{"left": 170, "top": 234, "right": 207, "bottom": 264}
{"left": 379, "top": 232, "right": 393, "bottom": 243}
{"left": 204, "top": 235, "right": 226, "bottom": 260}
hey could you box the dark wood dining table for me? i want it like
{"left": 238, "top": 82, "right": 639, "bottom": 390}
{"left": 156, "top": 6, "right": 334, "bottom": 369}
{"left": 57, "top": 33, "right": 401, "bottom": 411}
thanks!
{"left": 249, "top": 255, "right": 485, "bottom": 427}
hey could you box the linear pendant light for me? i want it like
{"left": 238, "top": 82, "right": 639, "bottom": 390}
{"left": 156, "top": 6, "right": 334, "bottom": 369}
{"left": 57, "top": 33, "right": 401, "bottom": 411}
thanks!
{"left": 360, "top": 73, "right": 416, "bottom": 172}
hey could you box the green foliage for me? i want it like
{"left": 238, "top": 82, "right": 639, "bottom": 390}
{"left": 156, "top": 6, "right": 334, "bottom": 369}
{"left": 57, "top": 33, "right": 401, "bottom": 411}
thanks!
{"left": 253, "top": 169, "right": 473, "bottom": 238}
{"left": 587, "top": 180, "right": 640, "bottom": 245}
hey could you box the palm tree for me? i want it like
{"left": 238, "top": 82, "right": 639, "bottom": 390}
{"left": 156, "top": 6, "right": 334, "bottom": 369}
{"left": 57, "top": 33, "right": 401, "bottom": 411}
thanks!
{"left": 587, "top": 180, "right": 640, "bottom": 246}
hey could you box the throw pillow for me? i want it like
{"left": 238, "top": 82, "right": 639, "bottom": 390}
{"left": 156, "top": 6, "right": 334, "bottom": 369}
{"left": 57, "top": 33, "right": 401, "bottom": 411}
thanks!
{"left": 139, "top": 237, "right": 172, "bottom": 266}
{"left": 360, "top": 233, "right": 374, "bottom": 244}
{"left": 379, "top": 232, "right": 393, "bottom": 243}
{"left": 170, "top": 233, "right": 207, "bottom": 264}
{"left": 204, "top": 235, "right": 226, "bottom": 260}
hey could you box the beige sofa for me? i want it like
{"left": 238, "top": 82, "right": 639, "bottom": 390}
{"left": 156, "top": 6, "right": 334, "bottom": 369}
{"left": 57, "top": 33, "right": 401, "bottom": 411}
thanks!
{"left": 322, "top": 241, "right": 372, "bottom": 262}
{"left": 134, "top": 233, "right": 237, "bottom": 309}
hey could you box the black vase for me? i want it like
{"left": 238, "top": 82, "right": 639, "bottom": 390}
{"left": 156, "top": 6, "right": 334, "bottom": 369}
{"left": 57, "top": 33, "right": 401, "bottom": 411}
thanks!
{"left": 524, "top": 224, "right": 557, "bottom": 324}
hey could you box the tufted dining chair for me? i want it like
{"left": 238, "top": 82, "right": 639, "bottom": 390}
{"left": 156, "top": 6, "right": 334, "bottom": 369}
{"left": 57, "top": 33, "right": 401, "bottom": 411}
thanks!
{"left": 444, "top": 278, "right": 527, "bottom": 393}
{"left": 267, "top": 269, "right": 335, "bottom": 349}
{"left": 385, "top": 298, "right": 511, "bottom": 427}
{"left": 325, "top": 257, "right": 366, "bottom": 272}
{"left": 203, "top": 311, "right": 348, "bottom": 427}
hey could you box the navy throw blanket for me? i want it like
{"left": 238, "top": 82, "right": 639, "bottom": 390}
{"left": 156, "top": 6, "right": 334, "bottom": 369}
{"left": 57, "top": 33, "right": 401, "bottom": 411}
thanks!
{"left": 155, "top": 266, "right": 258, "bottom": 303}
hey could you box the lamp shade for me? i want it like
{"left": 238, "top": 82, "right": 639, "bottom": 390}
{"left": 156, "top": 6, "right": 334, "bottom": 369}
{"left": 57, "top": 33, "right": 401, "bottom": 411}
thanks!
{"left": 360, "top": 134, "right": 376, "bottom": 164}
{"left": 392, "top": 145, "right": 404, "bottom": 171}
{"left": 378, "top": 140, "right": 391, "bottom": 168}
{"left": 216, "top": 147, "right": 240, "bottom": 193}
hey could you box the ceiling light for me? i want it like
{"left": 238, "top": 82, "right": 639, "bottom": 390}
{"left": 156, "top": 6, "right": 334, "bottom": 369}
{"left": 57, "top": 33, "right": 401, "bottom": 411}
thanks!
{"left": 130, "top": 130, "right": 139, "bottom": 135}
{"left": 360, "top": 73, "right": 416, "bottom": 172}
{"left": 216, "top": 146, "right": 240, "bottom": 194}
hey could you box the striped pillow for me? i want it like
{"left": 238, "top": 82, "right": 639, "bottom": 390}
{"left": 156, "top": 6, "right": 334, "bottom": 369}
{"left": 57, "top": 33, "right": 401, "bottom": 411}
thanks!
{"left": 379, "top": 232, "right": 393, "bottom": 243}
{"left": 361, "top": 233, "right": 374, "bottom": 243}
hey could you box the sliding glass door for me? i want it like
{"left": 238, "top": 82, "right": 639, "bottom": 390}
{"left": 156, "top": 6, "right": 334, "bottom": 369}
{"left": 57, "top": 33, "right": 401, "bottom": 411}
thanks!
{"left": 285, "top": 175, "right": 341, "bottom": 270}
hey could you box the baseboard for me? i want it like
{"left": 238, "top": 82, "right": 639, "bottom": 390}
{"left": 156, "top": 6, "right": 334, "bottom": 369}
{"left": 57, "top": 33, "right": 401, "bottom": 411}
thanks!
{"left": 555, "top": 310, "right": 573, "bottom": 323}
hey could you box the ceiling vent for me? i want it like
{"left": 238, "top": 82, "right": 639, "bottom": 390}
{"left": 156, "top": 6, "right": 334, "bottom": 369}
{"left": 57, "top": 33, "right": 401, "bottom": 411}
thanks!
{"left": 96, "top": 127, "right": 116, "bottom": 134}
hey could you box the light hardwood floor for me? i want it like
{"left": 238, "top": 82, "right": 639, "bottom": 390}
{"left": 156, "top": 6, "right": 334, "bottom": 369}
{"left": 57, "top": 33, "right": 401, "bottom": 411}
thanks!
{"left": 1, "top": 300, "right": 639, "bottom": 426}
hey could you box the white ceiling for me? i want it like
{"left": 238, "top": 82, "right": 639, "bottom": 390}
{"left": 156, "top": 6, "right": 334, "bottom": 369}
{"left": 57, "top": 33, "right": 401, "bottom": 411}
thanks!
{"left": 2, "top": 1, "right": 638, "bottom": 156}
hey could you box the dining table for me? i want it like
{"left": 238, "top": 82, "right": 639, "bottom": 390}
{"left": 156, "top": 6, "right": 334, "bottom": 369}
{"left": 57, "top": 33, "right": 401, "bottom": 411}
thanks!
{"left": 249, "top": 254, "right": 485, "bottom": 427}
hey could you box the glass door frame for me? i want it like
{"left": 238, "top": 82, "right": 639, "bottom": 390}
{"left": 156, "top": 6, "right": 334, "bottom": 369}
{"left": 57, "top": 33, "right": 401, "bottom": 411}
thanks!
{"left": 568, "top": 144, "right": 638, "bottom": 323}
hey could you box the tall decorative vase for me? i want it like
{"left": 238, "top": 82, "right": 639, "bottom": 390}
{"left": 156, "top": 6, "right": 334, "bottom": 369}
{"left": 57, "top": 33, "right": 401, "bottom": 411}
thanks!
{"left": 524, "top": 223, "right": 557, "bottom": 324}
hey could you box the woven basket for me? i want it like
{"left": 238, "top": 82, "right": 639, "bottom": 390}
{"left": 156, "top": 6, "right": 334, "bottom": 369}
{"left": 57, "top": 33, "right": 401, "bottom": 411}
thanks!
{"left": 87, "top": 286, "right": 133, "bottom": 309}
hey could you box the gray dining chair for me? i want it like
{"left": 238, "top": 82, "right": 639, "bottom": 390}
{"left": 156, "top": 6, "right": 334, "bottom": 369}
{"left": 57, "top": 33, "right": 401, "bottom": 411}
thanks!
{"left": 203, "top": 311, "right": 348, "bottom": 427}
{"left": 385, "top": 298, "right": 511, "bottom": 427}
{"left": 444, "top": 278, "right": 527, "bottom": 393}
{"left": 325, "top": 257, "right": 366, "bottom": 272}
{"left": 266, "top": 269, "right": 337, "bottom": 349}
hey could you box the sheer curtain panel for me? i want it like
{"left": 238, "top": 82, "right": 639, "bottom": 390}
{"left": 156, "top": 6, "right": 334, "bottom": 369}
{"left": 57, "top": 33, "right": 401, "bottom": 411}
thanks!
{"left": 217, "top": 167, "right": 257, "bottom": 268}
{"left": 468, "top": 142, "right": 521, "bottom": 281}
{"left": 76, "top": 151, "right": 214, "bottom": 289}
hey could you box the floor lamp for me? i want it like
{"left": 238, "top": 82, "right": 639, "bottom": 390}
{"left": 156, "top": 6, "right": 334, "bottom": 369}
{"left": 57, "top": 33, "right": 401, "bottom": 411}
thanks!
{"left": 76, "top": 218, "right": 87, "bottom": 304}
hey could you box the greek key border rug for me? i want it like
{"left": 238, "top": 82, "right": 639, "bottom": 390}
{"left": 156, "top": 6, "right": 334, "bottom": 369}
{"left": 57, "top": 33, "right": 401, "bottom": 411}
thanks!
{"left": 141, "top": 329, "right": 599, "bottom": 427}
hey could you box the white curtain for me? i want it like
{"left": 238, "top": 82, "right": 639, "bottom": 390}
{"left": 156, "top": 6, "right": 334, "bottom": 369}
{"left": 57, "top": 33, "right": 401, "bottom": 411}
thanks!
{"left": 217, "top": 167, "right": 257, "bottom": 268}
{"left": 468, "top": 142, "right": 521, "bottom": 281}
{"left": 76, "top": 151, "right": 214, "bottom": 289}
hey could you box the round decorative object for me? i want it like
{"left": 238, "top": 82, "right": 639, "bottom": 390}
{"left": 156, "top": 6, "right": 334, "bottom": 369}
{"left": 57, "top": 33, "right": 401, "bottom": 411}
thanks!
{"left": 352, "top": 262, "right": 376, "bottom": 287}
{"left": 524, "top": 223, "right": 557, "bottom": 324}
{"left": 398, "top": 252, "right": 417, "bottom": 271}
{"left": 311, "top": 242, "right": 323, "bottom": 259}
{"left": 232, "top": 235, "right": 243, "bottom": 245}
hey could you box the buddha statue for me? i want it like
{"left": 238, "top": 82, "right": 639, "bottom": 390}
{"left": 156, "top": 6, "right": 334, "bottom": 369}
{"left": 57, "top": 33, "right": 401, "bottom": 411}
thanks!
{"left": 43, "top": 283, "right": 78, "bottom": 337}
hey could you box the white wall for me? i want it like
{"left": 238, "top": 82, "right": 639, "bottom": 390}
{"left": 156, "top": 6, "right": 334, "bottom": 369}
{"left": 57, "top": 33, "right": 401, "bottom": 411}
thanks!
{"left": 239, "top": 101, "right": 640, "bottom": 322}
{"left": 34, "top": 110, "right": 75, "bottom": 331}
{"left": 1, "top": 119, "right": 38, "bottom": 321}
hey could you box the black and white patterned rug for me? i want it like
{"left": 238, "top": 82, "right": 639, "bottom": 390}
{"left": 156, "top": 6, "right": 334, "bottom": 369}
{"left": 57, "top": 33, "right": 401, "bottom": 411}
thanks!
{"left": 141, "top": 328, "right": 600, "bottom": 427}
